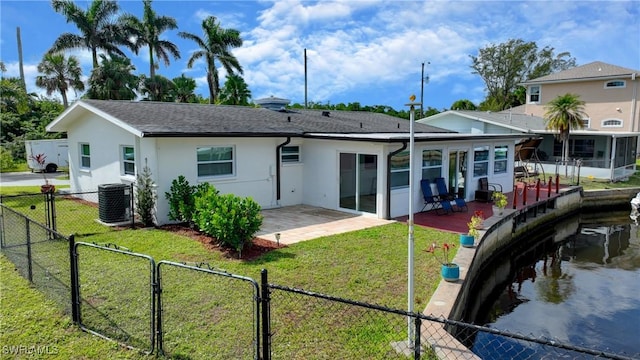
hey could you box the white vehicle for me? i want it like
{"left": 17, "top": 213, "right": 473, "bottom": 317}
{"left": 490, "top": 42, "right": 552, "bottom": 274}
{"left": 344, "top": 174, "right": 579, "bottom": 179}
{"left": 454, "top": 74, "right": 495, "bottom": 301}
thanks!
{"left": 25, "top": 139, "right": 69, "bottom": 173}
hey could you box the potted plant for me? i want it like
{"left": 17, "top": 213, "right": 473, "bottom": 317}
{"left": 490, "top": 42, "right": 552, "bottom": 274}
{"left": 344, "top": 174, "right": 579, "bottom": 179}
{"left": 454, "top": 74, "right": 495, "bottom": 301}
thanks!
{"left": 28, "top": 153, "right": 55, "bottom": 193}
{"left": 492, "top": 191, "right": 508, "bottom": 216}
{"left": 460, "top": 210, "right": 483, "bottom": 247}
{"left": 425, "top": 242, "right": 459, "bottom": 282}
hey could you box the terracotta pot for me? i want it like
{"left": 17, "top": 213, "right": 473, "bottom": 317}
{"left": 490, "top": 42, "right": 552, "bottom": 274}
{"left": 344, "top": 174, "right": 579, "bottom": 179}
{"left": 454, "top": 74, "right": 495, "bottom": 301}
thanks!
{"left": 40, "top": 184, "right": 56, "bottom": 193}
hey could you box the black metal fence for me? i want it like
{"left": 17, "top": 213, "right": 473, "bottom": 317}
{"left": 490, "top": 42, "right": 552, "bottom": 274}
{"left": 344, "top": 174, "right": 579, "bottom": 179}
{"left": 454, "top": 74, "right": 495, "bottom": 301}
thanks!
{"left": 1, "top": 202, "right": 638, "bottom": 360}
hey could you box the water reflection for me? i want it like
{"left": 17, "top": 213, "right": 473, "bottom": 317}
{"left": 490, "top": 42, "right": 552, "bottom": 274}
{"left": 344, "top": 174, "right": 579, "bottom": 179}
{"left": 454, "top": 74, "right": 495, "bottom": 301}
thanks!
{"left": 471, "top": 212, "right": 640, "bottom": 358}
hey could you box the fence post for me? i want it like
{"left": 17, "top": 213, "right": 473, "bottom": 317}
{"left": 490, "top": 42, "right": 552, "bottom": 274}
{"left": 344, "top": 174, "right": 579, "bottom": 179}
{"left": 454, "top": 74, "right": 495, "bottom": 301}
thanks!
{"left": 261, "top": 269, "right": 271, "bottom": 360}
{"left": 512, "top": 185, "right": 518, "bottom": 209}
{"left": 556, "top": 174, "right": 560, "bottom": 194}
{"left": 26, "top": 220, "right": 33, "bottom": 282}
{"left": 50, "top": 191, "right": 57, "bottom": 234}
{"left": 413, "top": 316, "right": 421, "bottom": 360}
{"left": 68, "top": 235, "right": 79, "bottom": 323}
{"left": 0, "top": 204, "right": 5, "bottom": 248}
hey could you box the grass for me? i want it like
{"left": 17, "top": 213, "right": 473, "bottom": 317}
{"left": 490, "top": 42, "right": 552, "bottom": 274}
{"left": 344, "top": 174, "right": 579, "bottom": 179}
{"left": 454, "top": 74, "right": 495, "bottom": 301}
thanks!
{"left": 3, "top": 165, "right": 639, "bottom": 359}
{"left": 0, "top": 186, "right": 455, "bottom": 359}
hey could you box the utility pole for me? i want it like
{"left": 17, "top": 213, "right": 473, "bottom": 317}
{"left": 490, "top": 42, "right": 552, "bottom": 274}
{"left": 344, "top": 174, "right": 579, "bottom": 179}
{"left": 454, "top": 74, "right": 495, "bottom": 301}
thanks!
{"left": 304, "top": 48, "right": 308, "bottom": 109}
{"left": 17, "top": 27, "right": 26, "bottom": 91}
{"left": 420, "top": 61, "right": 430, "bottom": 118}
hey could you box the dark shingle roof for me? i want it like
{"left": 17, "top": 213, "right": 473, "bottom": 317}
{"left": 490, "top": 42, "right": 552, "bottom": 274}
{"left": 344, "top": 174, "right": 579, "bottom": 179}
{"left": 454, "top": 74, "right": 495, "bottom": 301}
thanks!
{"left": 522, "top": 61, "right": 640, "bottom": 84}
{"left": 79, "top": 99, "right": 451, "bottom": 137}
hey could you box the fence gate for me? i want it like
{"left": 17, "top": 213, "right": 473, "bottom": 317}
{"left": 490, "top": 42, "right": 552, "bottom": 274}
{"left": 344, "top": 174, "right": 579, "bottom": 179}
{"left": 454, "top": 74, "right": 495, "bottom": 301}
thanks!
{"left": 156, "top": 261, "right": 261, "bottom": 359}
{"left": 73, "top": 242, "right": 156, "bottom": 353}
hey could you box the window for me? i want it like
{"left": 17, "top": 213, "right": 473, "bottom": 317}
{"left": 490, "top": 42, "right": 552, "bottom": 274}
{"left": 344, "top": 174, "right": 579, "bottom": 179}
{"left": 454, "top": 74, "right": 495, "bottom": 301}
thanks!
{"left": 122, "top": 146, "right": 135, "bottom": 175}
{"left": 529, "top": 86, "right": 540, "bottom": 103}
{"left": 602, "top": 119, "right": 623, "bottom": 127}
{"left": 281, "top": 145, "right": 301, "bottom": 163}
{"left": 473, "top": 146, "right": 489, "bottom": 177}
{"left": 581, "top": 118, "right": 591, "bottom": 128}
{"left": 553, "top": 139, "right": 594, "bottom": 158}
{"left": 80, "top": 143, "right": 91, "bottom": 168}
{"left": 197, "top": 146, "right": 234, "bottom": 177}
{"left": 390, "top": 150, "right": 409, "bottom": 189}
{"left": 421, "top": 149, "right": 442, "bottom": 181}
{"left": 494, "top": 145, "right": 508, "bottom": 174}
{"left": 605, "top": 80, "right": 625, "bottom": 88}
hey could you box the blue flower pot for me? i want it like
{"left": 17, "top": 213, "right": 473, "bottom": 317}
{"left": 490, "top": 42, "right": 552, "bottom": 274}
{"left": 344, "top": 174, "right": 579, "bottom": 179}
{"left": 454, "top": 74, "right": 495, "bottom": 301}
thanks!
{"left": 460, "top": 233, "right": 475, "bottom": 247}
{"left": 441, "top": 263, "right": 460, "bottom": 282}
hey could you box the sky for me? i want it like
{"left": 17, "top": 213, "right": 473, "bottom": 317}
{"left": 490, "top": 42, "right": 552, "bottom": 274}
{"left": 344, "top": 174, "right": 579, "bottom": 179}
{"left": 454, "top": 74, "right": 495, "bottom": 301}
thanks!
{"left": 1, "top": 0, "right": 639, "bottom": 112}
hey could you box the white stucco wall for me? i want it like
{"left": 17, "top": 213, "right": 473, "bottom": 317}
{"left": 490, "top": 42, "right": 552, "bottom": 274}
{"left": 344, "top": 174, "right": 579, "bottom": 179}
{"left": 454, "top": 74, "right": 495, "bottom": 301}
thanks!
{"left": 66, "top": 113, "right": 140, "bottom": 192}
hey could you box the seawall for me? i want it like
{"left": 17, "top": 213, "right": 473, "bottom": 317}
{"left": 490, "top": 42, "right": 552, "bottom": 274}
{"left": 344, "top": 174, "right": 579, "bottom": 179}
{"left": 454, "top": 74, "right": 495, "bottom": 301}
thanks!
{"left": 422, "top": 186, "right": 640, "bottom": 358}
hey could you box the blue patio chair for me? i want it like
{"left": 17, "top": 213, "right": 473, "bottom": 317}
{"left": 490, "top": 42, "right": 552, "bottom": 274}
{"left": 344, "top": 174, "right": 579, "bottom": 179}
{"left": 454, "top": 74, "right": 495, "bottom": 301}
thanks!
{"left": 434, "top": 177, "right": 468, "bottom": 212}
{"left": 420, "top": 179, "right": 442, "bottom": 212}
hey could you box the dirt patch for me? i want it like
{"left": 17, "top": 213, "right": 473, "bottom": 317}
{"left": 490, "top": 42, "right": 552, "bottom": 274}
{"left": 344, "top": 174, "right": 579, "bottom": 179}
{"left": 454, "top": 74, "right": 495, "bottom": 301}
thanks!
{"left": 158, "top": 224, "right": 285, "bottom": 261}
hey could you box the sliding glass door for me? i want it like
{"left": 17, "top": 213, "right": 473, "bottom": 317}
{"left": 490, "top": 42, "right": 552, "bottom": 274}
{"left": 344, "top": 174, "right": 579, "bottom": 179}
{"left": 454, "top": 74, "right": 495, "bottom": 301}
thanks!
{"left": 339, "top": 153, "right": 377, "bottom": 213}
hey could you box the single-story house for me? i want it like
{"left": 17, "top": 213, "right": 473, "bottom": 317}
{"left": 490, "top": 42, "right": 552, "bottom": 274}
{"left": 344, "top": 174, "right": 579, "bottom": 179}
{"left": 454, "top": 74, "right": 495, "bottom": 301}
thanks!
{"left": 46, "top": 99, "right": 525, "bottom": 225}
{"left": 418, "top": 110, "right": 639, "bottom": 181}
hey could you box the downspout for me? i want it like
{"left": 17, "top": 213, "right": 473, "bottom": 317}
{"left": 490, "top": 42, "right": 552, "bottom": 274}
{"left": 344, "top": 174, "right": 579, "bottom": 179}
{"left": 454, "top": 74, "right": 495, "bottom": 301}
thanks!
{"left": 386, "top": 142, "right": 408, "bottom": 219}
{"left": 276, "top": 137, "right": 291, "bottom": 203}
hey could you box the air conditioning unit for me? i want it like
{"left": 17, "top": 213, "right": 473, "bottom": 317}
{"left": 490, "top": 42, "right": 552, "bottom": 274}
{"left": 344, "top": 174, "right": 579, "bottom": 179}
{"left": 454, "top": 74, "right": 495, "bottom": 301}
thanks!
{"left": 98, "top": 183, "right": 131, "bottom": 223}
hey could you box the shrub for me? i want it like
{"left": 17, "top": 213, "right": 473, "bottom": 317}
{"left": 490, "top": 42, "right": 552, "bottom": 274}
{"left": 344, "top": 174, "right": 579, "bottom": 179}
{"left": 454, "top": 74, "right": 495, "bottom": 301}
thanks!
{"left": 194, "top": 190, "right": 263, "bottom": 258}
{"left": 165, "top": 176, "right": 216, "bottom": 227}
{"left": 0, "top": 147, "right": 15, "bottom": 170}
{"left": 136, "top": 164, "right": 156, "bottom": 227}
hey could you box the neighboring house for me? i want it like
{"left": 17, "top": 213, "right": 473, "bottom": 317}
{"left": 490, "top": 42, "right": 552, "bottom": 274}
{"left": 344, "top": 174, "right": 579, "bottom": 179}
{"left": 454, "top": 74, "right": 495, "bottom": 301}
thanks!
{"left": 418, "top": 109, "right": 638, "bottom": 180}
{"left": 46, "top": 99, "right": 524, "bottom": 225}
{"left": 519, "top": 61, "right": 640, "bottom": 134}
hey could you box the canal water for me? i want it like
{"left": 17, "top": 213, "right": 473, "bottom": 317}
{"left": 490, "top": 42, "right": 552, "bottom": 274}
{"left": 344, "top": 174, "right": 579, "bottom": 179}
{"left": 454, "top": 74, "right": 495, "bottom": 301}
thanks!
{"left": 470, "top": 211, "right": 640, "bottom": 358}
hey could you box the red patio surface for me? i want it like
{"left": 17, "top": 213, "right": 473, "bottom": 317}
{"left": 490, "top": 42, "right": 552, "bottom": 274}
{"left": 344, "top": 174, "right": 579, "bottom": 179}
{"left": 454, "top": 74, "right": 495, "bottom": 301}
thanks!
{"left": 395, "top": 181, "right": 564, "bottom": 234}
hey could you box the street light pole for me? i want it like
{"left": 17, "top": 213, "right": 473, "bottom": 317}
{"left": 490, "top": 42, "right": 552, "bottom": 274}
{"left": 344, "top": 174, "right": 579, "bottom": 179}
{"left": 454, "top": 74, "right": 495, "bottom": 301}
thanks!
{"left": 406, "top": 95, "right": 420, "bottom": 347}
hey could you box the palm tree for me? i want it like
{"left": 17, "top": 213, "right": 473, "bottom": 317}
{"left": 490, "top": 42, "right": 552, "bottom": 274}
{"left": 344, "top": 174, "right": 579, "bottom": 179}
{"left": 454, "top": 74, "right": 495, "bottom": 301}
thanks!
{"left": 178, "top": 16, "right": 243, "bottom": 104}
{"left": 120, "top": 0, "right": 180, "bottom": 78}
{"left": 170, "top": 74, "right": 197, "bottom": 103}
{"left": 544, "top": 93, "right": 588, "bottom": 168}
{"left": 219, "top": 74, "right": 251, "bottom": 105}
{"left": 139, "top": 74, "right": 174, "bottom": 102}
{"left": 86, "top": 54, "right": 138, "bottom": 100}
{"left": 49, "top": 0, "right": 131, "bottom": 69}
{"left": 35, "top": 53, "right": 85, "bottom": 108}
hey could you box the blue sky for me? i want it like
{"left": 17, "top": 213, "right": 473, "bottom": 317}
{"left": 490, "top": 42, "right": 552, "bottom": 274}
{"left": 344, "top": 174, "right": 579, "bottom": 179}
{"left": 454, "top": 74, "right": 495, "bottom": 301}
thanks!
{"left": 1, "top": 0, "right": 639, "bottom": 111}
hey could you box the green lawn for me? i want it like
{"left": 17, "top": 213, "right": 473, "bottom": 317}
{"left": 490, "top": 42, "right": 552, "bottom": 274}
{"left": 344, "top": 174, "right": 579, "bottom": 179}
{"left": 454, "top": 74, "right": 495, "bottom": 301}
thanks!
{"left": 0, "top": 186, "right": 454, "bottom": 359}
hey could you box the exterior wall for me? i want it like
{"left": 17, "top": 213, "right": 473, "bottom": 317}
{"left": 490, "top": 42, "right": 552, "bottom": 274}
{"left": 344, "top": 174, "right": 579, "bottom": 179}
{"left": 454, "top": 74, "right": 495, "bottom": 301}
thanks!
{"left": 154, "top": 137, "right": 286, "bottom": 224}
{"left": 302, "top": 139, "right": 386, "bottom": 216}
{"left": 524, "top": 78, "right": 640, "bottom": 132}
{"left": 66, "top": 113, "right": 140, "bottom": 192}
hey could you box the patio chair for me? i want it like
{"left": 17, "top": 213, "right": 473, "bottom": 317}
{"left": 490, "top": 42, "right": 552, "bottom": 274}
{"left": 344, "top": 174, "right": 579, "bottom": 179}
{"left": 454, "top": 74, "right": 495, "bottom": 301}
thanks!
{"left": 474, "top": 177, "right": 503, "bottom": 202}
{"left": 420, "top": 179, "right": 442, "bottom": 212}
{"left": 434, "top": 177, "right": 468, "bottom": 212}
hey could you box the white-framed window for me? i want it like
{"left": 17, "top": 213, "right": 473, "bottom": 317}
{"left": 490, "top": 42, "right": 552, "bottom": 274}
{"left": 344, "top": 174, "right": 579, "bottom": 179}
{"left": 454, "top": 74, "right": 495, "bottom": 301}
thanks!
{"left": 602, "top": 119, "right": 623, "bottom": 127}
{"left": 581, "top": 118, "right": 591, "bottom": 128}
{"left": 604, "top": 80, "right": 625, "bottom": 89}
{"left": 390, "top": 150, "right": 409, "bottom": 189}
{"left": 529, "top": 85, "right": 540, "bottom": 103}
{"left": 473, "top": 145, "right": 489, "bottom": 177}
{"left": 421, "top": 149, "right": 442, "bottom": 181}
{"left": 197, "top": 146, "right": 234, "bottom": 177}
{"left": 494, "top": 145, "right": 508, "bottom": 174}
{"left": 122, "top": 146, "right": 135, "bottom": 176}
{"left": 80, "top": 143, "right": 91, "bottom": 168}
{"left": 281, "top": 145, "right": 301, "bottom": 163}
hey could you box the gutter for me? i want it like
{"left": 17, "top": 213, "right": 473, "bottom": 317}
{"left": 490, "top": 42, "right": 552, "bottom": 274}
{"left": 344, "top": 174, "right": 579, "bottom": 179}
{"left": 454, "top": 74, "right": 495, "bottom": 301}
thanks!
{"left": 276, "top": 137, "right": 291, "bottom": 202}
{"left": 386, "top": 142, "right": 407, "bottom": 219}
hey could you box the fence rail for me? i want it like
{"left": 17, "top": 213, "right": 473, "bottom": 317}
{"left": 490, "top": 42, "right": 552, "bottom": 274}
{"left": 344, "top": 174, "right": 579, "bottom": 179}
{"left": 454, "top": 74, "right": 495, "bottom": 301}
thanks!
{"left": 1, "top": 202, "right": 637, "bottom": 360}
